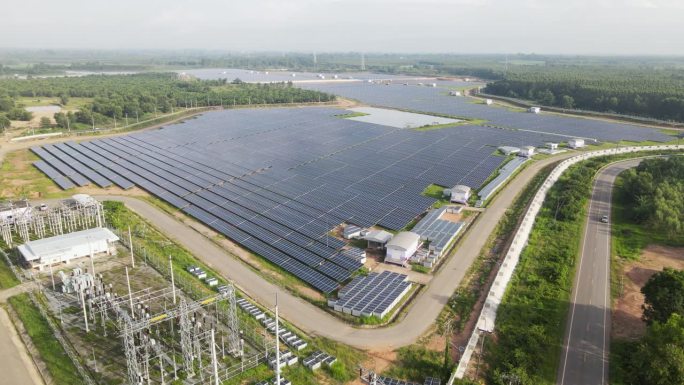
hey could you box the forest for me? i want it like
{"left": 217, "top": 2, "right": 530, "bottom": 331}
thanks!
{"left": 483, "top": 66, "right": 684, "bottom": 122}
{"left": 0, "top": 72, "right": 334, "bottom": 130}
{"left": 619, "top": 156, "right": 684, "bottom": 238}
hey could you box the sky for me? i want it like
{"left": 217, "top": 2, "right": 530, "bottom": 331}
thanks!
{"left": 2, "top": 0, "right": 684, "bottom": 55}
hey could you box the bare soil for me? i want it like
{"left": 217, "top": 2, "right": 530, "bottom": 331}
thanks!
{"left": 612, "top": 244, "right": 684, "bottom": 340}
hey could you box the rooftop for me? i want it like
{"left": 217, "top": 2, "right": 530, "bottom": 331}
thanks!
{"left": 17, "top": 227, "right": 119, "bottom": 261}
{"left": 387, "top": 231, "right": 420, "bottom": 250}
{"left": 365, "top": 229, "right": 393, "bottom": 244}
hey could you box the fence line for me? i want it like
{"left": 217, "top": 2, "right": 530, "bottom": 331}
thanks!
{"left": 448, "top": 144, "right": 684, "bottom": 384}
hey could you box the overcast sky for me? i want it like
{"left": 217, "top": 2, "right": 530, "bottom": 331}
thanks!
{"left": 2, "top": 0, "right": 683, "bottom": 55}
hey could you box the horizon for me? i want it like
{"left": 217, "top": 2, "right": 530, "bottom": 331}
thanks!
{"left": 2, "top": 0, "right": 684, "bottom": 56}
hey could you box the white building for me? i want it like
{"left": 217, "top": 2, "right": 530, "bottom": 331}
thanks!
{"left": 546, "top": 142, "right": 559, "bottom": 150}
{"left": 519, "top": 146, "right": 536, "bottom": 158}
{"left": 568, "top": 138, "right": 586, "bottom": 149}
{"left": 18, "top": 227, "right": 119, "bottom": 271}
{"left": 365, "top": 230, "right": 393, "bottom": 250}
{"left": 528, "top": 106, "right": 541, "bottom": 114}
{"left": 385, "top": 232, "right": 421, "bottom": 266}
{"left": 498, "top": 146, "right": 520, "bottom": 156}
{"left": 449, "top": 91, "right": 462, "bottom": 96}
{"left": 450, "top": 185, "right": 472, "bottom": 204}
{"left": 484, "top": 99, "right": 493, "bottom": 105}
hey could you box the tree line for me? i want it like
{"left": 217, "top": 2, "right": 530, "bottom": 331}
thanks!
{"left": 484, "top": 66, "right": 684, "bottom": 122}
{"left": 0, "top": 73, "right": 335, "bottom": 130}
{"left": 620, "top": 156, "right": 684, "bottom": 238}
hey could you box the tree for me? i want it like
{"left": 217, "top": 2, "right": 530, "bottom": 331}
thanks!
{"left": 0, "top": 114, "right": 10, "bottom": 131}
{"left": 59, "top": 93, "right": 69, "bottom": 106}
{"left": 560, "top": 95, "right": 575, "bottom": 109}
{"left": 40, "top": 116, "right": 51, "bottom": 129}
{"left": 626, "top": 313, "right": 684, "bottom": 385}
{"left": 642, "top": 268, "right": 684, "bottom": 324}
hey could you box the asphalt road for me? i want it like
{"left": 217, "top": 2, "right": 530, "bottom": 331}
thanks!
{"left": 94, "top": 153, "right": 572, "bottom": 349}
{"left": 558, "top": 159, "right": 641, "bottom": 385}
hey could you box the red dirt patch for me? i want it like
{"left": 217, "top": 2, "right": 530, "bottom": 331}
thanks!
{"left": 612, "top": 244, "right": 684, "bottom": 340}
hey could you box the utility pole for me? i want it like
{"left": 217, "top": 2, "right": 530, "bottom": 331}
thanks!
{"left": 125, "top": 266, "right": 134, "bottom": 319}
{"left": 275, "top": 293, "right": 281, "bottom": 385}
{"left": 169, "top": 256, "right": 176, "bottom": 304}
{"left": 128, "top": 226, "right": 135, "bottom": 268}
{"left": 211, "top": 329, "right": 220, "bottom": 385}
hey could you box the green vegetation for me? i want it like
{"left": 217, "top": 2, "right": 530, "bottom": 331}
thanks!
{"left": 484, "top": 67, "right": 684, "bottom": 122}
{"left": 411, "top": 264, "right": 431, "bottom": 274}
{"left": 611, "top": 157, "right": 684, "bottom": 260}
{"left": 485, "top": 157, "right": 615, "bottom": 384}
{"left": 620, "top": 157, "right": 684, "bottom": 238}
{"left": 0, "top": 73, "right": 334, "bottom": 130}
{"left": 421, "top": 184, "right": 450, "bottom": 208}
{"left": 0, "top": 251, "right": 20, "bottom": 289}
{"left": 8, "top": 293, "right": 83, "bottom": 385}
{"left": 642, "top": 268, "right": 684, "bottom": 325}
{"left": 335, "top": 111, "right": 369, "bottom": 118}
{"left": 613, "top": 267, "right": 684, "bottom": 383}
{"left": 384, "top": 346, "right": 448, "bottom": 383}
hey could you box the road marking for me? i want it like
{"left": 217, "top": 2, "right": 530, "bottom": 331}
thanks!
{"left": 559, "top": 176, "right": 598, "bottom": 385}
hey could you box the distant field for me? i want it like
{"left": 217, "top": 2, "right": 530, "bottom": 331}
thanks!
{"left": 18, "top": 96, "right": 91, "bottom": 109}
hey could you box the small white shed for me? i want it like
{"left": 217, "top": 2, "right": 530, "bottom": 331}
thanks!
{"left": 450, "top": 185, "right": 472, "bottom": 204}
{"left": 546, "top": 142, "right": 559, "bottom": 150}
{"left": 519, "top": 146, "right": 536, "bottom": 158}
{"left": 528, "top": 106, "right": 541, "bottom": 114}
{"left": 484, "top": 99, "right": 493, "bottom": 105}
{"left": 385, "top": 232, "right": 421, "bottom": 266}
{"left": 568, "top": 138, "right": 585, "bottom": 149}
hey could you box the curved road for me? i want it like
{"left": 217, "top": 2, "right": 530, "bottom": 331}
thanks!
{"left": 96, "top": 153, "right": 572, "bottom": 349}
{"left": 1, "top": 121, "right": 573, "bottom": 350}
{"left": 557, "top": 159, "right": 641, "bottom": 385}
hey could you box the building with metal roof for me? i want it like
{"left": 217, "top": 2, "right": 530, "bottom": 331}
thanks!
{"left": 450, "top": 185, "right": 472, "bottom": 204}
{"left": 385, "top": 231, "right": 421, "bottom": 266}
{"left": 17, "top": 227, "right": 119, "bottom": 271}
{"left": 365, "top": 229, "right": 393, "bottom": 250}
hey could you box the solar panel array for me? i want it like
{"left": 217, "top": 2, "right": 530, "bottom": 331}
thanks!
{"left": 300, "top": 82, "right": 672, "bottom": 143}
{"left": 412, "top": 207, "right": 465, "bottom": 252}
{"left": 478, "top": 157, "right": 528, "bottom": 200}
{"left": 424, "top": 377, "right": 442, "bottom": 385}
{"left": 34, "top": 107, "right": 566, "bottom": 292}
{"left": 333, "top": 271, "right": 411, "bottom": 318}
{"left": 377, "top": 376, "right": 420, "bottom": 385}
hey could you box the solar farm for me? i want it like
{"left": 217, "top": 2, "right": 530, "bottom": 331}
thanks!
{"left": 301, "top": 82, "right": 673, "bottom": 143}
{"left": 29, "top": 106, "right": 550, "bottom": 293}
{"left": 29, "top": 77, "right": 674, "bottom": 296}
{"left": 329, "top": 271, "right": 411, "bottom": 318}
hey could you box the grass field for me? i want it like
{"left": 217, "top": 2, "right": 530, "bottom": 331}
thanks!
{"left": 8, "top": 293, "right": 83, "bottom": 385}
{"left": 0, "top": 149, "right": 70, "bottom": 199}
{"left": 0, "top": 252, "right": 19, "bottom": 289}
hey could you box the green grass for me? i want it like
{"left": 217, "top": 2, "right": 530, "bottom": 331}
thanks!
{"left": 8, "top": 293, "right": 83, "bottom": 385}
{"left": 421, "top": 184, "right": 451, "bottom": 208}
{"left": 411, "top": 264, "right": 431, "bottom": 274}
{"left": 485, "top": 150, "right": 684, "bottom": 384}
{"left": 0, "top": 252, "right": 20, "bottom": 289}
{"left": 335, "top": 111, "right": 369, "bottom": 118}
{"left": 0, "top": 149, "right": 72, "bottom": 199}
{"left": 384, "top": 345, "right": 448, "bottom": 383}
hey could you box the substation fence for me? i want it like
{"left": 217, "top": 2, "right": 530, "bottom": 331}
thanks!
{"left": 447, "top": 144, "right": 684, "bottom": 384}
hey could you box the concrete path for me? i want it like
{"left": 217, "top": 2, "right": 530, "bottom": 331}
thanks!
{"left": 557, "top": 159, "right": 641, "bottom": 385}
